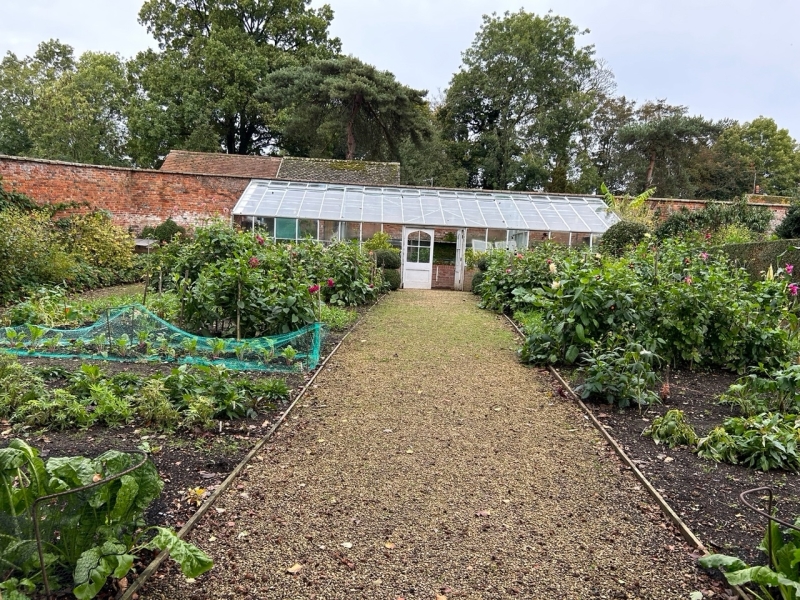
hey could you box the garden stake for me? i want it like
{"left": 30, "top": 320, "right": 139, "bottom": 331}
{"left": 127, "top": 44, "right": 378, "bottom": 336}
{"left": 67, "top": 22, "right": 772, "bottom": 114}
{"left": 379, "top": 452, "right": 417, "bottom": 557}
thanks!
{"left": 142, "top": 273, "right": 150, "bottom": 306}
{"left": 237, "top": 278, "right": 242, "bottom": 341}
{"left": 158, "top": 269, "right": 163, "bottom": 294}
{"left": 105, "top": 309, "right": 113, "bottom": 350}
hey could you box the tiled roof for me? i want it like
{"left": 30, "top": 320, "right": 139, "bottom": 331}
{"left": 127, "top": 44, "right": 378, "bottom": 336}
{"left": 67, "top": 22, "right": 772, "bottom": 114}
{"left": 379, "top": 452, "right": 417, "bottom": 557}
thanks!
{"left": 160, "top": 150, "right": 282, "bottom": 178}
{"left": 159, "top": 151, "right": 401, "bottom": 186}
{"left": 277, "top": 157, "right": 400, "bottom": 186}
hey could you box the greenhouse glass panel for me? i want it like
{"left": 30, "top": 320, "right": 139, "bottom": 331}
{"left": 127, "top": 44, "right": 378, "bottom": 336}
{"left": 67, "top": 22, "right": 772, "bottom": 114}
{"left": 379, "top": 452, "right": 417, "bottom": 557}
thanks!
{"left": 344, "top": 222, "right": 361, "bottom": 241}
{"left": 299, "top": 219, "right": 318, "bottom": 239}
{"left": 319, "top": 220, "right": 340, "bottom": 243}
{"left": 275, "top": 218, "right": 297, "bottom": 240}
{"left": 232, "top": 180, "right": 617, "bottom": 234}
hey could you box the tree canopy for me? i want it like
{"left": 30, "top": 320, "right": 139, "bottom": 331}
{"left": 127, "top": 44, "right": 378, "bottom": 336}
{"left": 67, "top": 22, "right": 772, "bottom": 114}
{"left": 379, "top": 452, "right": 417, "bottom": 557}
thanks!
{"left": 259, "top": 56, "right": 431, "bottom": 160}
{"left": 127, "top": 0, "right": 341, "bottom": 165}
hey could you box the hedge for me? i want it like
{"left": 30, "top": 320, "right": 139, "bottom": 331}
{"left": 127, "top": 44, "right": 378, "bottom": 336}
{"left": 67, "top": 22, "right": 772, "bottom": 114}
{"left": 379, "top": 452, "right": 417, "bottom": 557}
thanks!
{"left": 383, "top": 268, "right": 401, "bottom": 290}
{"left": 718, "top": 239, "right": 800, "bottom": 282}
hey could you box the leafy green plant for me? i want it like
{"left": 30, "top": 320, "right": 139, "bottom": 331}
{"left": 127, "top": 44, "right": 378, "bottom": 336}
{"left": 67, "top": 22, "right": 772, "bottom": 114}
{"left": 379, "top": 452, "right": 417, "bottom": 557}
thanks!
{"left": 17, "top": 389, "right": 95, "bottom": 430}
{"left": 599, "top": 221, "right": 652, "bottom": 257}
{"left": 643, "top": 409, "right": 698, "bottom": 447}
{"left": 135, "top": 379, "right": 181, "bottom": 429}
{"left": 182, "top": 395, "right": 216, "bottom": 431}
{"left": 696, "top": 413, "right": 800, "bottom": 472}
{"left": 700, "top": 516, "right": 800, "bottom": 599}
{"left": 89, "top": 383, "right": 132, "bottom": 428}
{"left": 0, "top": 439, "right": 211, "bottom": 599}
{"left": 720, "top": 366, "right": 800, "bottom": 417}
{"left": 320, "top": 304, "right": 358, "bottom": 331}
{"left": 281, "top": 345, "right": 298, "bottom": 366}
{"left": 0, "top": 353, "right": 47, "bottom": 418}
{"left": 575, "top": 338, "right": 661, "bottom": 408}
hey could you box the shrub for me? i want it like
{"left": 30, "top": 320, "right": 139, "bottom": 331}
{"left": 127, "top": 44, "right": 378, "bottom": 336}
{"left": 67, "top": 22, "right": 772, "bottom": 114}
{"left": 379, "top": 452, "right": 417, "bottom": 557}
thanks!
{"left": 17, "top": 389, "right": 95, "bottom": 430}
{"left": 141, "top": 218, "right": 186, "bottom": 243}
{"left": 374, "top": 249, "right": 401, "bottom": 269}
{"left": 362, "top": 231, "right": 392, "bottom": 251}
{"left": 775, "top": 203, "right": 800, "bottom": 239}
{"left": 383, "top": 268, "right": 401, "bottom": 290}
{"left": 718, "top": 239, "right": 800, "bottom": 283}
{"left": 0, "top": 209, "right": 76, "bottom": 303}
{"left": 643, "top": 409, "right": 697, "bottom": 447}
{"left": 62, "top": 211, "right": 134, "bottom": 272}
{"left": 575, "top": 338, "right": 661, "bottom": 408}
{"left": 470, "top": 271, "right": 485, "bottom": 293}
{"left": 655, "top": 197, "right": 772, "bottom": 240}
{"left": 599, "top": 221, "right": 651, "bottom": 256}
{"left": 135, "top": 379, "right": 181, "bottom": 429}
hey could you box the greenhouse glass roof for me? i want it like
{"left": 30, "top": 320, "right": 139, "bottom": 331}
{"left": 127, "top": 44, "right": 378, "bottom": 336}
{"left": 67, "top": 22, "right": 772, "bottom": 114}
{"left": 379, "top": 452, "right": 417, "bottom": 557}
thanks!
{"left": 232, "top": 179, "right": 619, "bottom": 233}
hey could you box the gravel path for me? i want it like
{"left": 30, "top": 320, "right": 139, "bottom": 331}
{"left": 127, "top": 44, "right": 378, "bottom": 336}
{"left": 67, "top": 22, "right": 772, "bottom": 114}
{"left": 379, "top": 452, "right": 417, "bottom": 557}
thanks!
{"left": 144, "top": 291, "right": 716, "bottom": 599}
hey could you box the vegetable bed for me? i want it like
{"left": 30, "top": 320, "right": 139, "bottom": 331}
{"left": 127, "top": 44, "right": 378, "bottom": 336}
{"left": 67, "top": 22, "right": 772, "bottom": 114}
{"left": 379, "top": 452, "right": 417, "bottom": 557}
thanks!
{"left": 579, "top": 368, "right": 800, "bottom": 567}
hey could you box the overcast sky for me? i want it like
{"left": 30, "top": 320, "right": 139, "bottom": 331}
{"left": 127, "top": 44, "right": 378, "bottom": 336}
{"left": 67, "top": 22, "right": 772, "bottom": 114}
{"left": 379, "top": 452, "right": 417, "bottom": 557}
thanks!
{"left": 2, "top": 0, "right": 799, "bottom": 139}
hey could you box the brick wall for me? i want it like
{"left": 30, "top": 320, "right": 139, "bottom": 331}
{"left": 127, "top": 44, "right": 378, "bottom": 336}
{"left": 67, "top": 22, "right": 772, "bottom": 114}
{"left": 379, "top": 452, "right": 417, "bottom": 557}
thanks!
{"left": 0, "top": 155, "right": 249, "bottom": 231}
{"left": 432, "top": 264, "right": 456, "bottom": 289}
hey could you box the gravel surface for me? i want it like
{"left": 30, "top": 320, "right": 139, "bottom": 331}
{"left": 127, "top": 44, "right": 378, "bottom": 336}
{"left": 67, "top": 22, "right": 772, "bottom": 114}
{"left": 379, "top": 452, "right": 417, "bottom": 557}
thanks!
{"left": 143, "top": 291, "right": 718, "bottom": 599}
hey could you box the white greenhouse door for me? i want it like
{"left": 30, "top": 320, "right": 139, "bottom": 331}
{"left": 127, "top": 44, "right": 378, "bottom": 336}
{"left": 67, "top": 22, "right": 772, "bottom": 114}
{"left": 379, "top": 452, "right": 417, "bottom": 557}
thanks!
{"left": 402, "top": 227, "right": 434, "bottom": 289}
{"left": 454, "top": 229, "right": 466, "bottom": 291}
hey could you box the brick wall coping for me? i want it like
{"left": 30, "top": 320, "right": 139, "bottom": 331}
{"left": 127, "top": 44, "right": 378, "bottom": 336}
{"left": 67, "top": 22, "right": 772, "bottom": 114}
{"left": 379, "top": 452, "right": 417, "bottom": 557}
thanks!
{"left": 0, "top": 154, "right": 254, "bottom": 181}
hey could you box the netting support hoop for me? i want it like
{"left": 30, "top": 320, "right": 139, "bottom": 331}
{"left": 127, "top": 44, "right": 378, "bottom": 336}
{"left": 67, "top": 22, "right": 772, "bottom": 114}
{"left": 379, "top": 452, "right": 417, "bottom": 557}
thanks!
{"left": 33, "top": 450, "right": 149, "bottom": 598}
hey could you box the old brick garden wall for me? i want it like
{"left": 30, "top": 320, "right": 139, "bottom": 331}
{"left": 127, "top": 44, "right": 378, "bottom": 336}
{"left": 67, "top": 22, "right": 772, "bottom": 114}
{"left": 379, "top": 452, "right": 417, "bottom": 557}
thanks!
{"left": 0, "top": 155, "right": 249, "bottom": 231}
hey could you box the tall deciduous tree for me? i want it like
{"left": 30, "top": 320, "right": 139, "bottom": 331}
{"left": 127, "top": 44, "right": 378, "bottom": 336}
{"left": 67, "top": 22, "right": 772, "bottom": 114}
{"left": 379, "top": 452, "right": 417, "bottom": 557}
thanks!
{"left": 440, "top": 10, "right": 601, "bottom": 191}
{"left": 0, "top": 40, "right": 129, "bottom": 165}
{"left": 128, "top": 0, "right": 340, "bottom": 166}
{"left": 259, "top": 56, "right": 430, "bottom": 160}
{"left": 715, "top": 117, "right": 800, "bottom": 196}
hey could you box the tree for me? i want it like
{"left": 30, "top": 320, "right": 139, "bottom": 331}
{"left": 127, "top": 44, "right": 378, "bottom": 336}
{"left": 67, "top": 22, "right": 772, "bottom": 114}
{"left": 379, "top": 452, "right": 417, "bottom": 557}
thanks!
{"left": 0, "top": 40, "right": 129, "bottom": 165}
{"left": 615, "top": 100, "right": 719, "bottom": 198}
{"left": 259, "top": 56, "right": 430, "bottom": 160}
{"left": 128, "top": 0, "right": 340, "bottom": 166}
{"left": 715, "top": 117, "right": 800, "bottom": 196}
{"left": 440, "top": 10, "right": 601, "bottom": 191}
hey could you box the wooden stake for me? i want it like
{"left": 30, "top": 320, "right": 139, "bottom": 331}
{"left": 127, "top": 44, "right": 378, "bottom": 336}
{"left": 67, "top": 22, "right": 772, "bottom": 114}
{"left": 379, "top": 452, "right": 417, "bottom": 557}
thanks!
{"left": 142, "top": 274, "right": 150, "bottom": 306}
{"left": 236, "top": 278, "right": 242, "bottom": 341}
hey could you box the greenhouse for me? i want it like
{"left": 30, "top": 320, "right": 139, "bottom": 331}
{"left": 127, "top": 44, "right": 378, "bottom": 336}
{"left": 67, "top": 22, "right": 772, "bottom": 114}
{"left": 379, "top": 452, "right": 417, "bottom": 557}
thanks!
{"left": 231, "top": 179, "right": 618, "bottom": 290}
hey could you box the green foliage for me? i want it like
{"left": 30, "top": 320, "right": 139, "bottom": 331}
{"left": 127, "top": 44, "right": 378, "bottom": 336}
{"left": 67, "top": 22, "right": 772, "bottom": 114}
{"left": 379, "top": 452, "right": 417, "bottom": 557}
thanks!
{"left": 383, "top": 268, "right": 401, "bottom": 291}
{"left": 700, "top": 516, "right": 800, "bottom": 599}
{"left": 135, "top": 379, "right": 181, "bottom": 429}
{"left": 128, "top": 0, "right": 340, "bottom": 163}
{"left": 599, "top": 221, "right": 652, "bottom": 256}
{"left": 0, "top": 41, "right": 130, "bottom": 165}
{"left": 655, "top": 197, "right": 773, "bottom": 240}
{"left": 696, "top": 413, "right": 800, "bottom": 472}
{"left": 0, "top": 439, "right": 210, "bottom": 599}
{"left": 719, "top": 240, "right": 800, "bottom": 284}
{"left": 720, "top": 366, "right": 800, "bottom": 417}
{"left": 320, "top": 304, "right": 358, "bottom": 331}
{"left": 260, "top": 56, "right": 430, "bottom": 160}
{"left": 575, "top": 338, "right": 661, "bottom": 408}
{"left": 776, "top": 205, "right": 800, "bottom": 240}
{"left": 140, "top": 218, "right": 186, "bottom": 243}
{"left": 470, "top": 271, "right": 485, "bottom": 294}
{"left": 440, "top": 10, "right": 600, "bottom": 191}
{"left": 374, "top": 249, "right": 401, "bottom": 269}
{"left": 362, "top": 232, "right": 393, "bottom": 252}
{"left": 498, "top": 239, "right": 796, "bottom": 374}
{"left": 643, "top": 409, "right": 698, "bottom": 447}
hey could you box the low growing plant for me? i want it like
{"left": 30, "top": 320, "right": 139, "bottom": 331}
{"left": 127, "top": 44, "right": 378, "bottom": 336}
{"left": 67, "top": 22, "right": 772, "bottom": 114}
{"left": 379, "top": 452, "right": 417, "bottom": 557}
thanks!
{"left": 0, "top": 439, "right": 212, "bottom": 600}
{"left": 642, "top": 409, "right": 698, "bottom": 447}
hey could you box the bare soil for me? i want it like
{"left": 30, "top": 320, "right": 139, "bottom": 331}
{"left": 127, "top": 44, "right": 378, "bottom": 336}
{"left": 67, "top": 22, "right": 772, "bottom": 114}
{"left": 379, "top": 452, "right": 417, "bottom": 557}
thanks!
{"left": 585, "top": 369, "right": 800, "bottom": 567}
{"left": 142, "top": 291, "right": 723, "bottom": 600}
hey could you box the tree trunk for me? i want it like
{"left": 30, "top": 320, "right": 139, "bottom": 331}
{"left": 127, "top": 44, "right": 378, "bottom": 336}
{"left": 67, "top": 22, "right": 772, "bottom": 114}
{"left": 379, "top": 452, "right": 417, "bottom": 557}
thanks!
{"left": 645, "top": 151, "right": 656, "bottom": 188}
{"left": 346, "top": 94, "right": 363, "bottom": 160}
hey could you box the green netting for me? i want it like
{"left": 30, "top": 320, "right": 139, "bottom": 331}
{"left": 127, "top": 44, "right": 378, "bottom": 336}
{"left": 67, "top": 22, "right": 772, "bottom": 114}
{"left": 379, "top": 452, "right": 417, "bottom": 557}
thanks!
{"left": 0, "top": 304, "right": 324, "bottom": 372}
